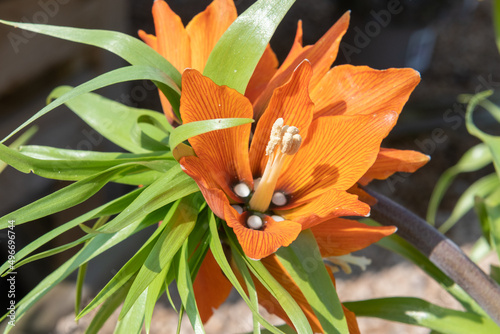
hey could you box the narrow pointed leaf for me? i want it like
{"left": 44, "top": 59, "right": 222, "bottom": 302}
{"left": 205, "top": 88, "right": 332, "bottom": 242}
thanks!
{"left": 2, "top": 66, "right": 179, "bottom": 143}
{"left": 1, "top": 143, "right": 175, "bottom": 181}
{"left": 344, "top": 297, "right": 499, "bottom": 334}
{"left": 0, "top": 188, "right": 143, "bottom": 276}
{"left": 427, "top": 143, "right": 492, "bottom": 224}
{"left": 177, "top": 241, "right": 205, "bottom": 334}
{"left": 208, "top": 214, "right": 285, "bottom": 334}
{"left": 48, "top": 86, "right": 172, "bottom": 153}
{"left": 169, "top": 118, "right": 253, "bottom": 151}
{"left": 114, "top": 288, "right": 147, "bottom": 334}
{"left": 276, "top": 230, "right": 348, "bottom": 334}
{"left": 98, "top": 165, "right": 198, "bottom": 234}
{"left": 119, "top": 195, "right": 201, "bottom": 319}
{"left": 203, "top": 0, "right": 296, "bottom": 93}
{"left": 439, "top": 173, "right": 500, "bottom": 233}
{"left": 0, "top": 207, "right": 167, "bottom": 328}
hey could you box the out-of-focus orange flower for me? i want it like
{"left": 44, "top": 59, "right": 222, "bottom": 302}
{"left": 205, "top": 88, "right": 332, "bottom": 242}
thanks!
{"left": 139, "top": 0, "right": 236, "bottom": 124}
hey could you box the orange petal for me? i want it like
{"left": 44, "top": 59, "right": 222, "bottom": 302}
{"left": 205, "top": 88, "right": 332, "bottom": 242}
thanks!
{"left": 224, "top": 205, "right": 301, "bottom": 260}
{"left": 311, "top": 65, "right": 421, "bottom": 119}
{"left": 249, "top": 61, "right": 314, "bottom": 177}
{"left": 180, "top": 156, "right": 230, "bottom": 218}
{"left": 180, "top": 69, "right": 254, "bottom": 200}
{"left": 279, "top": 20, "right": 306, "bottom": 71}
{"left": 343, "top": 305, "right": 361, "bottom": 334}
{"left": 138, "top": 30, "right": 158, "bottom": 50}
{"left": 152, "top": 0, "right": 190, "bottom": 72}
{"left": 348, "top": 184, "right": 377, "bottom": 206}
{"left": 277, "top": 112, "right": 398, "bottom": 204}
{"left": 186, "top": 0, "right": 237, "bottom": 72}
{"left": 253, "top": 12, "right": 350, "bottom": 120}
{"left": 193, "top": 249, "right": 232, "bottom": 323}
{"left": 277, "top": 190, "right": 369, "bottom": 229}
{"left": 358, "top": 148, "right": 430, "bottom": 185}
{"left": 245, "top": 44, "right": 279, "bottom": 103}
{"left": 311, "top": 218, "right": 397, "bottom": 257}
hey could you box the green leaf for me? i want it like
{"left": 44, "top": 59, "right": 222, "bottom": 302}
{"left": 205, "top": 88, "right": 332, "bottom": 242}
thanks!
{"left": 98, "top": 165, "right": 199, "bottom": 233}
{"left": 75, "top": 262, "right": 89, "bottom": 317}
{"left": 144, "top": 268, "right": 168, "bottom": 334}
{"left": 364, "top": 219, "right": 484, "bottom": 315}
{"left": 224, "top": 225, "right": 313, "bottom": 334}
{"left": 439, "top": 173, "right": 500, "bottom": 233}
{"left": 0, "top": 20, "right": 180, "bottom": 82}
{"left": 169, "top": 118, "right": 254, "bottom": 151}
{"left": 1, "top": 143, "right": 175, "bottom": 181}
{"left": 427, "top": 143, "right": 492, "bottom": 225}
{"left": 48, "top": 86, "right": 172, "bottom": 153}
{"left": 0, "top": 163, "right": 141, "bottom": 228}
{"left": 231, "top": 251, "right": 261, "bottom": 334}
{"left": 0, "top": 207, "right": 167, "bottom": 329}
{"left": 463, "top": 91, "right": 500, "bottom": 177}
{"left": 276, "top": 230, "right": 348, "bottom": 334}
{"left": 207, "top": 214, "right": 285, "bottom": 334}
{"left": 484, "top": 188, "right": 500, "bottom": 261}
{"left": 85, "top": 277, "right": 134, "bottom": 334}
{"left": 77, "top": 215, "right": 169, "bottom": 320}
{"left": 203, "top": 0, "right": 296, "bottom": 93}
{"left": 493, "top": 0, "right": 500, "bottom": 54}
{"left": 119, "top": 194, "right": 201, "bottom": 319}
{"left": 114, "top": 288, "right": 147, "bottom": 334}
{"left": 344, "top": 297, "right": 500, "bottom": 334}
{"left": 177, "top": 241, "right": 205, "bottom": 334}
{"left": 0, "top": 188, "right": 143, "bottom": 276}
{"left": 0, "top": 126, "right": 38, "bottom": 174}
{"left": 2, "top": 66, "right": 179, "bottom": 143}
{"left": 491, "top": 265, "right": 500, "bottom": 285}
{"left": 469, "top": 237, "right": 492, "bottom": 263}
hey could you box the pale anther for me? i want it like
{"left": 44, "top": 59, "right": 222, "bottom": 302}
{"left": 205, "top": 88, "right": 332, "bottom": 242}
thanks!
{"left": 247, "top": 215, "right": 263, "bottom": 230}
{"left": 231, "top": 205, "right": 244, "bottom": 214}
{"left": 271, "top": 192, "right": 287, "bottom": 206}
{"left": 234, "top": 182, "right": 250, "bottom": 198}
{"left": 266, "top": 118, "right": 284, "bottom": 156}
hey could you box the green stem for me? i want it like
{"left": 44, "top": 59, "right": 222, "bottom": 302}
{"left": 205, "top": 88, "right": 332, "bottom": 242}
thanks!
{"left": 366, "top": 189, "right": 500, "bottom": 326}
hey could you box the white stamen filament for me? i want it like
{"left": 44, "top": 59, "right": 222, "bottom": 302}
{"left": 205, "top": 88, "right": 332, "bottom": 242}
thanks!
{"left": 247, "top": 215, "right": 263, "bottom": 229}
{"left": 326, "top": 254, "right": 372, "bottom": 274}
{"left": 249, "top": 118, "right": 301, "bottom": 212}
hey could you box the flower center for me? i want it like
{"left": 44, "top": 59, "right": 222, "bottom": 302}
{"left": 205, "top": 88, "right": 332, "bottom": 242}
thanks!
{"left": 248, "top": 118, "right": 302, "bottom": 212}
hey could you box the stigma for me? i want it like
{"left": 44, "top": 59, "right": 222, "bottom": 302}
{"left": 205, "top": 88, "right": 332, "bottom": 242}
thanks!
{"left": 249, "top": 118, "right": 302, "bottom": 212}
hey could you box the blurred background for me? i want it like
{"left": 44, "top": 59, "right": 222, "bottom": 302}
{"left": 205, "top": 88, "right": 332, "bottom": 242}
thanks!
{"left": 1, "top": 0, "right": 499, "bottom": 333}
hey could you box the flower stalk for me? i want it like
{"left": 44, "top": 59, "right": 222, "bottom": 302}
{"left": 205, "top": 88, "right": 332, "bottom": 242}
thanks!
{"left": 366, "top": 188, "right": 500, "bottom": 326}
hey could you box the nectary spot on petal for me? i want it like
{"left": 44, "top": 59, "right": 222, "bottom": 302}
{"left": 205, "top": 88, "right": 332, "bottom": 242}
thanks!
{"left": 224, "top": 204, "right": 302, "bottom": 260}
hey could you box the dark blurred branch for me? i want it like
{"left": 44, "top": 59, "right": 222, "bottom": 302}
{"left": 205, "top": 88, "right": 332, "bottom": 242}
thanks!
{"left": 366, "top": 188, "right": 500, "bottom": 326}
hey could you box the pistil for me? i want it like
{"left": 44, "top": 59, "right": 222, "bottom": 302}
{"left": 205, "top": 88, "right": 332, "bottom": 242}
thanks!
{"left": 249, "top": 118, "right": 302, "bottom": 212}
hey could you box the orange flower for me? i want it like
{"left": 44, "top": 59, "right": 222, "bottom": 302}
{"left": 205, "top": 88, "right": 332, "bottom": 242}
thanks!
{"left": 140, "top": 0, "right": 430, "bottom": 331}
{"left": 139, "top": 0, "right": 237, "bottom": 124}
{"left": 179, "top": 60, "right": 398, "bottom": 260}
